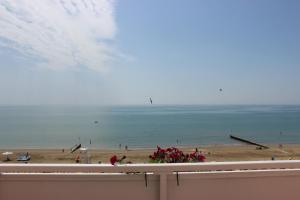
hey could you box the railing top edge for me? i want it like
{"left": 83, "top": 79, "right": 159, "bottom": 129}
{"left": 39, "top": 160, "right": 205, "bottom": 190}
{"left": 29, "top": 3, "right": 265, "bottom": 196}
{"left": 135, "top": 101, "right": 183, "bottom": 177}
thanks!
{"left": 1, "top": 160, "right": 300, "bottom": 167}
{"left": 2, "top": 160, "right": 300, "bottom": 173}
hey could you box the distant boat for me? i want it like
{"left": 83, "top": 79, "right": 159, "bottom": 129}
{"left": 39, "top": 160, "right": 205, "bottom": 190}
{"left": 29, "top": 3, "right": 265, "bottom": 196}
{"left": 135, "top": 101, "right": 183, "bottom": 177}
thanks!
{"left": 94, "top": 121, "right": 98, "bottom": 124}
{"left": 70, "top": 144, "right": 81, "bottom": 153}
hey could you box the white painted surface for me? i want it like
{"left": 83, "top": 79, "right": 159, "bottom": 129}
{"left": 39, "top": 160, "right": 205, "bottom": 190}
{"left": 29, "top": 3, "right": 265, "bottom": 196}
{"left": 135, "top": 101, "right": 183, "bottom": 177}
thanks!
{"left": 1, "top": 161, "right": 300, "bottom": 200}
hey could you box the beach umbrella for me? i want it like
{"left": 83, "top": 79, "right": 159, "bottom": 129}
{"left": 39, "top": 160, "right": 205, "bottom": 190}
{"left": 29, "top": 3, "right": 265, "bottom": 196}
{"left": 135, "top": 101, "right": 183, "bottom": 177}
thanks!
{"left": 71, "top": 144, "right": 81, "bottom": 153}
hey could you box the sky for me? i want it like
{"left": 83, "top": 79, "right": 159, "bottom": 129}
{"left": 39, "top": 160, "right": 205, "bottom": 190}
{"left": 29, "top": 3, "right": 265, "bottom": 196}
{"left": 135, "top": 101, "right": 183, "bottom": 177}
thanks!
{"left": 0, "top": 0, "right": 300, "bottom": 105}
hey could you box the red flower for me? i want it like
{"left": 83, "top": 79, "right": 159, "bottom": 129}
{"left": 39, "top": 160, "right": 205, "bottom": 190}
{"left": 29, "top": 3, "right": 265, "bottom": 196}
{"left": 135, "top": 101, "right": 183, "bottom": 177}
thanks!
{"left": 159, "top": 149, "right": 166, "bottom": 154}
{"left": 149, "top": 155, "right": 155, "bottom": 160}
{"left": 198, "top": 154, "right": 206, "bottom": 162}
{"left": 190, "top": 152, "right": 196, "bottom": 158}
{"left": 110, "top": 155, "right": 118, "bottom": 165}
{"left": 170, "top": 154, "right": 175, "bottom": 159}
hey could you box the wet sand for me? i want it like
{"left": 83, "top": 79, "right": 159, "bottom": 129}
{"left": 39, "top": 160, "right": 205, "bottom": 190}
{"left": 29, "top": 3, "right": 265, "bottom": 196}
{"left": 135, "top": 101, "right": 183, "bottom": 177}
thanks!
{"left": 1, "top": 144, "right": 300, "bottom": 164}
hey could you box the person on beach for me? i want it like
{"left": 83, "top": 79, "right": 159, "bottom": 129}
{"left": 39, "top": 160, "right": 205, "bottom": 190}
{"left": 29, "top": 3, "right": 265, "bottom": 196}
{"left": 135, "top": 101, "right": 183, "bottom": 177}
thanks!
{"left": 271, "top": 156, "right": 275, "bottom": 160}
{"left": 75, "top": 155, "right": 80, "bottom": 163}
{"left": 125, "top": 145, "right": 128, "bottom": 151}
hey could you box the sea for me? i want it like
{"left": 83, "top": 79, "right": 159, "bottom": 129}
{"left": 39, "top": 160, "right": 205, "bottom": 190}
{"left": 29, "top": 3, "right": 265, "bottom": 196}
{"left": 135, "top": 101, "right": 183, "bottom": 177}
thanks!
{"left": 0, "top": 105, "right": 300, "bottom": 149}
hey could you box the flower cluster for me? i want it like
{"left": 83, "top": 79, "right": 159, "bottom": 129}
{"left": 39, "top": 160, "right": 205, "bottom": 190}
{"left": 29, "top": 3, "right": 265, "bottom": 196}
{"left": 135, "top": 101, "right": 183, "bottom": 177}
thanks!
{"left": 149, "top": 146, "right": 206, "bottom": 163}
{"left": 189, "top": 150, "right": 206, "bottom": 162}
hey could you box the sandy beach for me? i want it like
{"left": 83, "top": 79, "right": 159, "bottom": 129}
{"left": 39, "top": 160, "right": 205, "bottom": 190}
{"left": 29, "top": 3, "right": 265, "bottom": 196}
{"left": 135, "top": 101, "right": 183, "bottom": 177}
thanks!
{"left": 1, "top": 144, "right": 300, "bottom": 164}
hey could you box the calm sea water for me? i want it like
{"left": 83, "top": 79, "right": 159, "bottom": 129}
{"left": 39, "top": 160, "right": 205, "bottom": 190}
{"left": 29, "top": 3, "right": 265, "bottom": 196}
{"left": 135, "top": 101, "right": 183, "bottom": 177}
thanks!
{"left": 0, "top": 105, "right": 300, "bottom": 149}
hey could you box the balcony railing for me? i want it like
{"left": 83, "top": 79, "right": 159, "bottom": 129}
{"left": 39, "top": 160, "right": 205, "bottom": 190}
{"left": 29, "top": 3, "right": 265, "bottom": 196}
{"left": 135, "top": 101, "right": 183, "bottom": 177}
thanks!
{"left": 1, "top": 160, "right": 300, "bottom": 200}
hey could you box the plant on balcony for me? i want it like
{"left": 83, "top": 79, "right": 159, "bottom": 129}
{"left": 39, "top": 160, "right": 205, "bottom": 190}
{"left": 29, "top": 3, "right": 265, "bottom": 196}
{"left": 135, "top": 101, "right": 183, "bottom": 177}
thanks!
{"left": 110, "top": 155, "right": 127, "bottom": 165}
{"left": 189, "top": 148, "right": 206, "bottom": 162}
{"left": 149, "top": 146, "right": 206, "bottom": 163}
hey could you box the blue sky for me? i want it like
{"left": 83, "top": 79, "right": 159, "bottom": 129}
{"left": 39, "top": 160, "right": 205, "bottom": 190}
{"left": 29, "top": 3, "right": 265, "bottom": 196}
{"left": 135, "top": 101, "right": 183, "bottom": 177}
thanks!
{"left": 0, "top": 0, "right": 300, "bottom": 105}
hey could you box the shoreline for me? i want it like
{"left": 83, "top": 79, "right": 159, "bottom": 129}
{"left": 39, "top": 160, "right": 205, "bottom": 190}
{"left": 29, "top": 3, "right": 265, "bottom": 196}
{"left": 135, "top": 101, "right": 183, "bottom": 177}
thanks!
{"left": 1, "top": 144, "right": 300, "bottom": 164}
{"left": 1, "top": 142, "right": 298, "bottom": 150}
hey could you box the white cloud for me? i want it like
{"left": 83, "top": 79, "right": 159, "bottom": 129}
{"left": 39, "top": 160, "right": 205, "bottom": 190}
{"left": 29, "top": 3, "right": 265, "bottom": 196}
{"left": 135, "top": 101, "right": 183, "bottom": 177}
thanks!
{"left": 0, "top": 0, "right": 118, "bottom": 72}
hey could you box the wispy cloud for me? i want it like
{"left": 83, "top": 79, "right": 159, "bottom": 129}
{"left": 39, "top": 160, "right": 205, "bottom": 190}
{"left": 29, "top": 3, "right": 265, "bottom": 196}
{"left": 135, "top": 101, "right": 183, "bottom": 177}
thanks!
{"left": 0, "top": 0, "right": 118, "bottom": 71}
